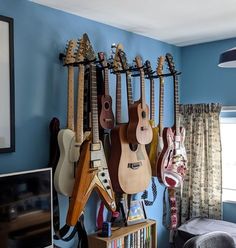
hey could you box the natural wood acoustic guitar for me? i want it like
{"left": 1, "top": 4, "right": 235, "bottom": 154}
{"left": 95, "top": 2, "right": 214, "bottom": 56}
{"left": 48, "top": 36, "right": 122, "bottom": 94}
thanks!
{"left": 108, "top": 44, "right": 151, "bottom": 194}
{"left": 67, "top": 34, "right": 116, "bottom": 226}
{"left": 127, "top": 56, "right": 153, "bottom": 145}
{"left": 156, "top": 53, "right": 187, "bottom": 188}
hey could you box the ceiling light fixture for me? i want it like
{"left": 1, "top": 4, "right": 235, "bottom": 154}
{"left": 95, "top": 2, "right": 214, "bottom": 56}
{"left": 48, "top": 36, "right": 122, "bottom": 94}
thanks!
{"left": 218, "top": 47, "right": 236, "bottom": 68}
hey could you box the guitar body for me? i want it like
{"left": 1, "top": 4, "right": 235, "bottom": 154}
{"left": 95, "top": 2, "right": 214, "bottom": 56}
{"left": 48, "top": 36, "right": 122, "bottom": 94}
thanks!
{"left": 109, "top": 123, "right": 151, "bottom": 194}
{"left": 67, "top": 140, "right": 116, "bottom": 226}
{"left": 157, "top": 126, "right": 187, "bottom": 188}
{"left": 54, "top": 129, "right": 78, "bottom": 196}
{"left": 99, "top": 94, "right": 114, "bottom": 129}
{"left": 127, "top": 102, "right": 153, "bottom": 145}
{"left": 148, "top": 120, "right": 159, "bottom": 176}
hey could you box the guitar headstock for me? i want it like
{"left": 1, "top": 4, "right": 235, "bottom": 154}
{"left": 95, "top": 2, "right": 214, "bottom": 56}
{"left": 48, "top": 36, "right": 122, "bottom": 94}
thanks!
{"left": 75, "top": 38, "right": 86, "bottom": 63}
{"left": 165, "top": 53, "right": 176, "bottom": 74}
{"left": 118, "top": 46, "right": 129, "bottom": 71}
{"left": 113, "top": 43, "right": 123, "bottom": 72}
{"left": 64, "top": 39, "right": 77, "bottom": 66}
{"left": 157, "top": 56, "right": 165, "bottom": 76}
{"left": 98, "top": 52, "right": 108, "bottom": 68}
{"left": 135, "top": 56, "right": 143, "bottom": 69}
{"left": 145, "top": 60, "right": 154, "bottom": 78}
{"left": 82, "top": 33, "right": 96, "bottom": 62}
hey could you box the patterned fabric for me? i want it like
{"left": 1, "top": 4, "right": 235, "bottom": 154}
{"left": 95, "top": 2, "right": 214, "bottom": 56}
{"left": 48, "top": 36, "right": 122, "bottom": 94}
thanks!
{"left": 178, "top": 103, "right": 222, "bottom": 224}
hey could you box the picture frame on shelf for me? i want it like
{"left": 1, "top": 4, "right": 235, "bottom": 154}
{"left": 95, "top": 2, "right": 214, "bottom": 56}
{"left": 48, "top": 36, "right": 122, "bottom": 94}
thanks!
{"left": 0, "top": 15, "right": 15, "bottom": 153}
{"left": 126, "top": 199, "right": 147, "bottom": 226}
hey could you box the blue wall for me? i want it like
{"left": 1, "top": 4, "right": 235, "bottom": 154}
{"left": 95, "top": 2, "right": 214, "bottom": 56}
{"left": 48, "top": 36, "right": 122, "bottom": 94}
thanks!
{"left": 181, "top": 38, "right": 236, "bottom": 224}
{"left": 0, "top": 0, "right": 182, "bottom": 247}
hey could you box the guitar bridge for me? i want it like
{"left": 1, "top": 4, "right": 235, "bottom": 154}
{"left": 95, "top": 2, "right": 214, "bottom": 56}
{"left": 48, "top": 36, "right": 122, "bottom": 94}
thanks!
{"left": 128, "top": 162, "right": 141, "bottom": 170}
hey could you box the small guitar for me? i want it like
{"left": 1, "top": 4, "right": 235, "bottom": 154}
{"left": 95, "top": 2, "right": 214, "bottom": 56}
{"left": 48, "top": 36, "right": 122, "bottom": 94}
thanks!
{"left": 127, "top": 56, "right": 153, "bottom": 145}
{"left": 157, "top": 53, "right": 187, "bottom": 188}
{"left": 98, "top": 52, "right": 114, "bottom": 129}
{"left": 108, "top": 45, "right": 151, "bottom": 194}
{"left": 54, "top": 40, "right": 77, "bottom": 196}
{"left": 67, "top": 34, "right": 116, "bottom": 226}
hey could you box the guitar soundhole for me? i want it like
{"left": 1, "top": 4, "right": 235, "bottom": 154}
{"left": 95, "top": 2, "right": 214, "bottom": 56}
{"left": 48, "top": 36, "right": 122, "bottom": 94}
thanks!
{"left": 104, "top": 102, "right": 110, "bottom": 110}
{"left": 129, "top": 143, "right": 138, "bottom": 151}
{"left": 141, "top": 111, "right": 146, "bottom": 118}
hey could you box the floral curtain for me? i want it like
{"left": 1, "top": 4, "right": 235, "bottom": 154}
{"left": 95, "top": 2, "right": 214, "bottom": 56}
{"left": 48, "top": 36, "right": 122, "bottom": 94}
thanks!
{"left": 178, "top": 103, "right": 222, "bottom": 224}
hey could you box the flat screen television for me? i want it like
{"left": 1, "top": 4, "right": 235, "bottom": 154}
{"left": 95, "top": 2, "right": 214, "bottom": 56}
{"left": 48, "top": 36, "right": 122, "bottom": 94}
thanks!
{"left": 0, "top": 168, "right": 53, "bottom": 248}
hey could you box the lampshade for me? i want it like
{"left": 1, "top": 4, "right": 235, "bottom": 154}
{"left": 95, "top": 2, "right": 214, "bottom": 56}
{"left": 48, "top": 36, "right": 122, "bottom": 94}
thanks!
{"left": 218, "top": 47, "right": 236, "bottom": 68}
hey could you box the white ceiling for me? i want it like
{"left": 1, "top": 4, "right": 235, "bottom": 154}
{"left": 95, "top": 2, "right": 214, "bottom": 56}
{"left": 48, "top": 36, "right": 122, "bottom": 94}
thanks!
{"left": 31, "top": 0, "right": 236, "bottom": 46}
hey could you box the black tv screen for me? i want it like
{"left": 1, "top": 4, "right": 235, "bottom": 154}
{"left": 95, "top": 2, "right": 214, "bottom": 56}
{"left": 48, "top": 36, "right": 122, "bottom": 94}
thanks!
{"left": 0, "top": 168, "right": 53, "bottom": 248}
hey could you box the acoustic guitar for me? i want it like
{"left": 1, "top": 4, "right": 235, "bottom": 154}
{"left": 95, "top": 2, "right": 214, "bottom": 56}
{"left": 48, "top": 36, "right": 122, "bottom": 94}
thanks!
{"left": 54, "top": 40, "right": 77, "bottom": 196}
{"left": 157, "top": 53, "right": 187, "bottom": 188}
{"left": 108, "top": 44, "right": 151, "bottom": 194}
{"left": 67, "top": 34, "right": 116, "bottom": 226}
{"left": 98, "top": 52, "right": 115, "bottom": 129}
{"left": 127, "top": 56, "right": 153, "bottom": 145}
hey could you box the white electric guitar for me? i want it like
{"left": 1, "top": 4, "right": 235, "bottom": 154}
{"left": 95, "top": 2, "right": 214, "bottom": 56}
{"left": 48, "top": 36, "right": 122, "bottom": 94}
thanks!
{"left": 54, "top": 39, "right": 88, "bottom": 196}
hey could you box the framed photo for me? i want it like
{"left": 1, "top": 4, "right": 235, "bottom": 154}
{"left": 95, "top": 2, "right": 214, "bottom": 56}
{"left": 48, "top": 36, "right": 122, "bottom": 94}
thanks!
{"left": 0, "top": 15, "right": 15, "bottom": 153}
{"left": 126, "top": 200, "right": 147, "bottom": 226}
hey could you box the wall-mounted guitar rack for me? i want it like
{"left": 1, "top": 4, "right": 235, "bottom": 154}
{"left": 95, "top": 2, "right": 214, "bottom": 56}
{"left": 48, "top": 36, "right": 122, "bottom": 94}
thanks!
{"left": 59, "top": 52, "right": 182, "bottom": 80}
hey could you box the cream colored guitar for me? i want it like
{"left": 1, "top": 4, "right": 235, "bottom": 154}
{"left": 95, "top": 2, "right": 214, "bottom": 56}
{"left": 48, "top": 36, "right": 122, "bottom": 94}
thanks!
{"left": 54, "top": 39, "right": 89, "bottom": 196}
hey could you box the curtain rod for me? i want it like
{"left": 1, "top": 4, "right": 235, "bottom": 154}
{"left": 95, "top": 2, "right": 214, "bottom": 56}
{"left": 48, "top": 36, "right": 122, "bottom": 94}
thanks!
{"left": 221, "top": 106, "right": 236, "bottom": 112}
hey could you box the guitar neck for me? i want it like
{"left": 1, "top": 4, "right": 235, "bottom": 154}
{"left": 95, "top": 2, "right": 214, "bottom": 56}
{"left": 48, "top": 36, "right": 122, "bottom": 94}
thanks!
{"left": 67, "top": 65, "right": 74, "bottom": 131}
{"left": 159, "top": 76, "right": 164, "bottom": 136}
{"left": 116, "top": 73, "right": 122, "bottom": 124}
{"left": 126, "top": 72, "right": 133, "bottom": 106}
{"left": 104, "top": 67, "right": 109, "bottom": 96}
{"left": 150, "top": 77, "right": 155, "bottom": 121}
{"left": 76, "top": 64, "right": 84, "bottom": 144}
{"left": 174, "top": 74, "right": 180, "bottom": 136}
{"left": 90, "top": 63, "right": 100, "bottom": 144}
{"left": 140, "top": 69, "right": 146, "bottom": 109}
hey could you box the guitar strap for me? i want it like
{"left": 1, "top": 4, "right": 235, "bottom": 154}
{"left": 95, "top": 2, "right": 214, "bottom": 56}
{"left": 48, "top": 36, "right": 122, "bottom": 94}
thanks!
{"left": 48, "top": 117, "right": 61, "bottom": 233}
{"left": 141, "top": 177, "right": 157, "bottom": 206}
{"left": 54, "top": 214, "right": 88, "bottom": 248}
{"left": 163, "top": 187, "right": 178, "bottom": 232}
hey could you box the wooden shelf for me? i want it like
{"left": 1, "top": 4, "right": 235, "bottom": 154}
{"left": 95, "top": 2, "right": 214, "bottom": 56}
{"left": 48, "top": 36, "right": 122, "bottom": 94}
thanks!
{"left": 88, "top": 219, "right": 156, "bottom": 248}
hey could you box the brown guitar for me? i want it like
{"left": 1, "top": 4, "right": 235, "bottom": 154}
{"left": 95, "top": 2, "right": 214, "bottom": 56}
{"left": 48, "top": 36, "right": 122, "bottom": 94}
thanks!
{"left": 108, "top": 44, "right": 151, "bottom": 194}
{"left": 98, "top": 52, "right": 115, "bottom": 129}
{"left": 127, "top": 56, "right": 153, "bottom": 145}
{"left": 156, "top": 53, "right": 187, "bottom": 188}
{"left": 66, "top": 34, "right": 116, "bottom": 226}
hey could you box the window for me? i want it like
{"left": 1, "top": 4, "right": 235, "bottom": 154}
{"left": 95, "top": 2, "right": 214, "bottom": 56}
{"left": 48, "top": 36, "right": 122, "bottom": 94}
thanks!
{"left": 220, "top": 115, "right": 236, "bottom": 202}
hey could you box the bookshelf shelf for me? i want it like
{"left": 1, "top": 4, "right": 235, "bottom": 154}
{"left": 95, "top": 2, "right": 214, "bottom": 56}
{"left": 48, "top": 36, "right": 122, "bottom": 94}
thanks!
{"left": 88, "top": 219, "right": 156, "bottom": 248}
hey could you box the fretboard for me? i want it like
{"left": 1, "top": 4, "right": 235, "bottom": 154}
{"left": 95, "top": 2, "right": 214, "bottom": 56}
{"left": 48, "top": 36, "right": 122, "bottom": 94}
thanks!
{"left": 126, "top": 72, "right": 133, "bottom": 106}
{"left": 76, "top": 64, "right": 84, "bottom": 144}
{"left": 150, "top": 77, "right": 155, "bottom": 121}
{"left": 104, "top": 67, "right": 109, "bottom": 96}
{"left": 116, "top": 73, "right": 122, "bottom": 124}
{"left": 174, "top": 74, "right": 180, "bottom": 136}
{"left": 140, "top": 69, "right": 146, "bottom": 109}
{"left": 90, "top": 63, "right": 100, "bottom": 144}
{"left": 67, "top": 65, "right": 74, "bottom": 131}
{"left": 159, "top": 76, "right": 164, "bottom": 136}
